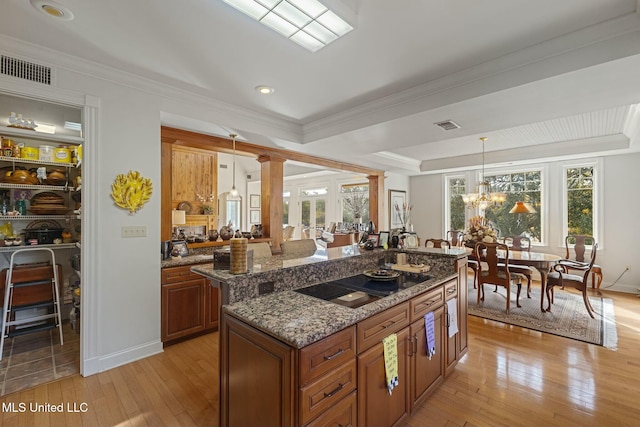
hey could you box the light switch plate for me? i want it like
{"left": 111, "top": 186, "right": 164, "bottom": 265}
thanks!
{"left": 122, "top": 226, "right": 147, "bottom": 238}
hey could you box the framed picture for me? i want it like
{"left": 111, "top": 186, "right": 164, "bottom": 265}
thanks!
{"left": 170, "top": 240, "right": 189, "bottom": 257}
{"left": 368, "top": 233, "right": 380, "bottom": 247}
{"left": 389, "top": 189, "right": 406, "bottom": 229}
{"left": 250, "top": 194, "right": 260, "bottom": 208}
{"left": 250, "top": 209, "right": 260, "bottom": 224}
{"left": 378, "top": 231, "right": 390, "bottom": 248}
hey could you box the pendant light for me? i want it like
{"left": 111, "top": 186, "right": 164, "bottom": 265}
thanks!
{"left": 227, "top": 133, "right": 241, "bottom": 201}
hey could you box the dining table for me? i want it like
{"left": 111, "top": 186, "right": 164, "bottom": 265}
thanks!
{"left": 467, "top": 248, "right": 562, "bottom": 312}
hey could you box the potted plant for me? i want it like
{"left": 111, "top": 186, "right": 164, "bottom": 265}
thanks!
{"left": 196, "top": 193, "right": 215, "bottom": 215}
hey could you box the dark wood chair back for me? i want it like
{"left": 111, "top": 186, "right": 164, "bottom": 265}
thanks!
{"left": 475, "top": 242, "right": 511, "bottom": 288}
{"left": 475, "top": 241, "right": 522, "bottom": 312}
{"left": 547, "top": 242, "right": 599, "bottom": 317}
{"left": 425, "top": 238, "right": 451, "bottom": 249}
{"left": 565, "top": 235, "right": 596, "bottom": 262}
{"left": 501, "top": 235, "right": 531, "bottom": 252}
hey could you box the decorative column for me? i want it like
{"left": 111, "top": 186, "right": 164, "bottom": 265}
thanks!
{"left": 367, "top": 174, "right": 385, "bottom": 231}
{"left": 258, "top": 155, "right": 286, "bottom": 252}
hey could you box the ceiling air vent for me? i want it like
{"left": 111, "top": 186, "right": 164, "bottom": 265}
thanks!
{"left": 1, "top": 55, "right": 52, "bottom": 85}
{"left": 434, "top": 120, "right": 461, "bottom": 131}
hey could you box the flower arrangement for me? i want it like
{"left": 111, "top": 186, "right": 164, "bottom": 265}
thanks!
{"left": 196, "top": 193, "right": 215, "bottom": 214}
{"left": 463, "top": 216, "right": 497, "bottom": 246}
{"left": 394, "top": 201, "right": 413, "bottom": 230}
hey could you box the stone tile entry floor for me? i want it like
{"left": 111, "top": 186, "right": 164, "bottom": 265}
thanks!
{"left": 0, "top": 321, "right": 79, "bottom": 396}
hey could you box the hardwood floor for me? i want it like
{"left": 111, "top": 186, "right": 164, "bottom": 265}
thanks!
{"left": 0, "top": 286, "right": 638, "bottom": 427}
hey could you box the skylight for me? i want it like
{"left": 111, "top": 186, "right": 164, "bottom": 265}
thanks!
{"left": 222, "top": 0, "right": 353, "bottom": 52}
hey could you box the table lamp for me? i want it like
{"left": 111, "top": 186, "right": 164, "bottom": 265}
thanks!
{"left": 172, "top": 209, "right": 186, "bottom": 240}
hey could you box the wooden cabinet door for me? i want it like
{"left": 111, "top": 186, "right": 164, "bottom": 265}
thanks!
{"left": 357, "top": 327, "right": 410, "bottom": 427}
{"left": 409, "top": 305, "right": 445, "bottom": 410}
{"left": 205, "top": 283, "right": 219, "bottom": 330}
{"left": 222, "top": 314, "right": 295, "bottom": 427}
{"left": 161, "top": 278, "right": 206, "bottom": 342}
{"left": 171, "top": 146, "right": 217, "bottom": 208}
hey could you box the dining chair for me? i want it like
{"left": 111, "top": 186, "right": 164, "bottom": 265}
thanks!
{"left": 425, "top": 238, "right": 451, "bottom": 249}
{"left": 500, "top": 235, "right": 533, "bottom": 298}
{"left": 475, "top": 242, "right": 523, "bottom": 313}
{"left": 449, "top": 230, "right": 479, "bottom": 290}
{"left": 546, "top": 243, "right": 599, "bottom": 318}
{"left": 563, "top": 235, "right": 603, "bottom": 289}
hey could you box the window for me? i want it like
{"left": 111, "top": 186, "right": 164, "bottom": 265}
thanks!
{"left": 447, "top": 176, "right": 466, "bottom": 231}
{"left": 282, "top": 190, "right": 290, "bottom": 225}
{"left": 565, "top": 164, "right": 595, "bottom": 237}
{"left": 483, "top": 170, "right": 542, "bottom": 242}
{"left": 300, "top": 186, "right": 327, "bottom": 238}
{"left": 340, "top": 183, "right": 369, "bottom": 223}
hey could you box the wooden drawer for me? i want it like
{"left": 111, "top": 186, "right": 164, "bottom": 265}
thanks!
{"left": 299, "top": 359, "right": 356, "bottom": 426}
{"left": 300, "top": 326, "right": 356, "bottom": 386}
{"left": 410, "top": 287, "right": 444, "bottom": 321}
{"left": 357, "top": 302, "right": 410, "bottom": 354}
{"left": 305, "top": 390, "right": 357, "bottom": 427}
{"left": 161, "top": 264, "right": 206, "bottom": 284}
{"left": 444, "top": 280, "right": 457, "bottom": 300}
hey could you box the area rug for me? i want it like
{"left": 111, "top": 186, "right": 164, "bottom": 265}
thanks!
{"left": 468, "top": 284, "right": 618, "bottom": 348}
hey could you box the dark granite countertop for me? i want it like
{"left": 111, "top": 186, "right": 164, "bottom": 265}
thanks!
{"left": 223, "top": 271, "right": 456, "bottom": 349}
{"left": 193, "top": 245, "right": 465, "bottom": 349}
{"left": 161, "top": 253, "right": 213, "bottom": 268}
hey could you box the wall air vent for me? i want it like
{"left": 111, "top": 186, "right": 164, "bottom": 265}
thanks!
{"left": 1, "top": 55, "right": 52, "bottom": 85}
{"left": 434, "top": 120, "right": 461, "bottom": 131}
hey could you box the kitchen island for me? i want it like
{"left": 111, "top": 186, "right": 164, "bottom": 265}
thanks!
{"left": 193, "top": 245, "right": 468, "bottom": 427}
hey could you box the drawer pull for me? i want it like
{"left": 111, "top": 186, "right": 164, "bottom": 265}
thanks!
{"left": 323, "top": 383, "right": 344, "bottom": 398}
{"left": 418, "top": 298, "right": 438, "bottom": 309}
{"left": 381, "top": 320, "right": 396, "bottom": 329}
{"left": 323, "top": 348, "right": 344, "bottom": 361}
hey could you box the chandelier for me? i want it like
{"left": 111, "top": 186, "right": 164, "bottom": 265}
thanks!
{"left": 461, "top": 137, "right": 507, "bottom": 210}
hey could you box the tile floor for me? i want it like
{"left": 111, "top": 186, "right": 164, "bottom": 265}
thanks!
{"left": 0, "top": 321, "right": 79, "bottom": 396}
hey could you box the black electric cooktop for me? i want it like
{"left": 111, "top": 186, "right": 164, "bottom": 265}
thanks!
{"left": 294, "top": 272, "right": 432, "bottom": 308}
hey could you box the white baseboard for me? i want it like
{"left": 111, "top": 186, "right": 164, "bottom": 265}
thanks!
{"left": 81, "top": 340, "right": 164, "bottom": 377}
{"left": 600, "top": 282, "right": 638, "bottom": 294}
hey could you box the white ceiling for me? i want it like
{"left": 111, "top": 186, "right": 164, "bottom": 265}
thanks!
{"left": 2, "top": 0, "right": 640, "bottom": 176}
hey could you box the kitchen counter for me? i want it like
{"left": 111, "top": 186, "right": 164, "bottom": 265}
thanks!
{"left": 161, "top": 253, "right": 212, "bottom": 268}
{"left": 190, "top": 244, "right": 467, "bottom": 347}
{"left": 193, "top": 244, "right": 466, "bottom": 305}
{"left": 223, "top": 271, "right": 455, "bottom": 348}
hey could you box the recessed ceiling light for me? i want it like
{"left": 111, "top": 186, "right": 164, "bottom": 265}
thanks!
{"left": 30, "top": 0, "right": 74, "bottom": 21}
{"left": 255, "top": 85, "right": 275, "bottom": 95}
